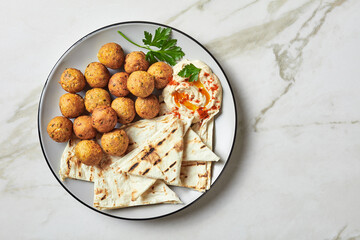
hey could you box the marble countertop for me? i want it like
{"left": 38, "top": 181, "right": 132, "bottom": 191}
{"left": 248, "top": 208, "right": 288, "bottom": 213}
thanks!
{"left": 1, "top": 0, "right": 360, "bottom": 239}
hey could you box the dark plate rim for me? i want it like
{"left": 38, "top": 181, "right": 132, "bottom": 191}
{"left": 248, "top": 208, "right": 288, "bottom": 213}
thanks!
{"left": 37, "top": 20, "right": 238, "bottom": 221}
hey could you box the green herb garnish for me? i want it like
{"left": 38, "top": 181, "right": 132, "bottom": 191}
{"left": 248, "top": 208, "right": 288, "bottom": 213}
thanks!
{"left": 178, "top": 64, "right": 201, "bottom": 82}
{"left": 117, "top": 27, "right": 185, "bottom": 66}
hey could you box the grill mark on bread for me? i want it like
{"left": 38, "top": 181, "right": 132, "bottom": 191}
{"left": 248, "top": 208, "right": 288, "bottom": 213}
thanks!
{"left": 153, "top": 159, "right": 161, "bottom": 165}
{"left": 182, "top": 161, "right": 206, "bottom": 167}
{"left": 198, "top": 172, "right": 208, "bottom": 178}
{"left": 76, "top": 159, "right": 82, "bottom": 169}
{"left": 196, "top": 162, "right": 206, "bottom": 166}
{"left": 174, "top": 141, "right": 183, "bottom": 152}
{"left": 123, "top": 172, "right": 129, "bottom": 180}
{"left": 100, "top": 189, "right": 108, "bottom": 201}
{"left": 157, "top": 138, "right": 166, "bottom": 146}
{"left": 128, "top": 162, "right": 139, "bottom": 172}
{"left": 141, "top": 147, "right": 155, "bottom": 160}
{"left": 90, "top": 167, "right": 94, "bottom": 181}
{"left": 114, "top": 179, "right": 121, "bottom": 198}
{"left": 66, "top": 157, "right": 71, "bottom": 175}
{"left": 169, "top": 161, "right": 177, "bottom": 169}
{"left": 142, "top": 168, "right": 150, "bottom": 175}
{"left": 131, "top": 190, "right": 138, "bottom": 201}
{"left": 95, "top": 188, "right": 103, "bottom": 195}
{"left": 163, "top": 148, "right": 172, "bottom": 157}
{"left": 171, "top": 128, "right": 177, "bottom": 134}
{"left": 141, "top": 149, "right": 161, "bottom": 165}
{"left": 200, "top": 145, "right": 206, "bottom": 149}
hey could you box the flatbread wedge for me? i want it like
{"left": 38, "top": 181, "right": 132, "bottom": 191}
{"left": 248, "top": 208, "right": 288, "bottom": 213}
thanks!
{"left": 59, "top": 137, "right": 157, "bottom": 201}
{"left": 183, "top": 127, "right": 219, "bottom": 162}
{"left": 121, "top": 115, "right": 175, "bottom": 153}
{"left": 94, "top": 170, "right": 181, "bottom": 210}
{"left": 178, "top": 161, "right": 210, "bottom": 192}
{"left": 191, "top": 118, "right": 215, "bottom": 190}
{"left": 113, "top": 117, "right": 184, "bottom": 185}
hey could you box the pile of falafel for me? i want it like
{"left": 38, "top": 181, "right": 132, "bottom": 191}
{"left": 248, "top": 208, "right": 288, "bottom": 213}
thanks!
{"left": 47, "top": 42, "right": 173, "bottom": 166}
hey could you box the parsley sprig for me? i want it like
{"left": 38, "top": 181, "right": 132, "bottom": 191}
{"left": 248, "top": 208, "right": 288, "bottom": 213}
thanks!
{"left": 178, "top": 64, "right": 202, "bottom": 82}
{"left": 118, "top": 27, "right": 185, "bottom": 66}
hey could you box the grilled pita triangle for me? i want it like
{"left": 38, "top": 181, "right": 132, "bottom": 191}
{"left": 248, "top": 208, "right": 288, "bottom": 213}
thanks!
{"left": 94, "top": 169, "right": 181, "bottom": 210}
{"left": 59, "top": 137, "right": 157, "bottom": 201}
{"left": 183, "top": 128, "right": 219, "bottom": 162}
{"left": 187, "top": 118, "right": 215, "bottom": 191}
{"left": 113, "top": 117, "right": 184, "bottom": 185}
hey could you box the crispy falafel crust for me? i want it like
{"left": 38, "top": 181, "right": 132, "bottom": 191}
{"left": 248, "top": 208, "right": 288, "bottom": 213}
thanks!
{"left": 97, "top": 42, "right": 125, "bottom": 69}
{"left": 135, "top": 94, "right": 160, "bottom": 119}
{"left": 124, "top": 51, "right": 149, "bottom": 74}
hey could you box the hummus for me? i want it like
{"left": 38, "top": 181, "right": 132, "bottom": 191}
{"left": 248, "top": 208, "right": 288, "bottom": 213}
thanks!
{"left": 162, "top": 59, "right": 222, "bottom": 123}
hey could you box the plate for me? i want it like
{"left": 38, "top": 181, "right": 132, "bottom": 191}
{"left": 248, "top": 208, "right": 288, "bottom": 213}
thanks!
{"left": 38, "top": 21, "right": 237, "bottom": 220}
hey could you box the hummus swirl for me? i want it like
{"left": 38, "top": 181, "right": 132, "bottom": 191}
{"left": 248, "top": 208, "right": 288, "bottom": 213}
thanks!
{"left": 162, "top": 59, "right": 222, "bottom": 123}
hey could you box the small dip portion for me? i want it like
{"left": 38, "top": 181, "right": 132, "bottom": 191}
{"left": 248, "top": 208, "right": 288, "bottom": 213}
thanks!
{"left": 162, "top": 59, "right": 222, "bottom": 123}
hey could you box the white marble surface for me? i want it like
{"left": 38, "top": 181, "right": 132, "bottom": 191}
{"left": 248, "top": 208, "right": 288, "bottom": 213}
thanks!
{"left": 1, "top": 0, "right": 360, "bottom": 239}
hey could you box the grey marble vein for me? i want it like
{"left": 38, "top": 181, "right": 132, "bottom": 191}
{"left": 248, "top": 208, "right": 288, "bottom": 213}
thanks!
{"left": 220, "top": 0, "right": 261, "bottom": 21}
{"left": 253, "top": 0, "right": 346, "bottom": 132}
{"left": 0, "top": 86, "right": 42, "bottom": 192}
{"left": 333, "top": 226, "right": 348, "bottom": 240}
{"left": 272, "top": 0, "right": 346, "bottom": 82}
{"left": 255, "top": 120, "right": 360, "bottom": 131}
{"left": 7, "top": 87, "right": 40, "bottom": 122}
{"left": 330, "top": 226, "right": 360, "bottom": 240}
{"left": 267, "top": 0, "right": 288, "bottom": 14}
{"left": 253, "top": 82, "right": 293, "bottom": 132}
{"left": 165, "top": 0, "right": 211, "bottom": 25}
{"left": 206, "top": 0, "right": 314, "bottom": 59}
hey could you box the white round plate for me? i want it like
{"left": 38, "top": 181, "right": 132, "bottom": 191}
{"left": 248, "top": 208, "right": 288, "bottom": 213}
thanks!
{"left": 38, "top": 21, "right": 237, "bottom": 220}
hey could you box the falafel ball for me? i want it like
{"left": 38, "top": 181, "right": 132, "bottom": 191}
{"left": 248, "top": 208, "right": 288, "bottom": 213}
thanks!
{"left": 84, "top": 62, "right": 110, "bottom": 88}
{"left": 47, "top": 116, "right": 73, "bottom": 142}
{"left": 127, "top": 71, "right": 154, "bottom": 98}
{"left": 108, "top": 72, "right": 129, "bottom": 97}
{"left": 59, "top": 93, "right": 85, "bottom": 118}
{"left": 59, "top": 68, "right": 86, "bottom": 93}
{"left": 84, "top": 88, "right": 111, "bottom": 113}
{"left": 111, "top": 97, "right": 135, "bottom": 124}
{"left": 75, "top": 140, "right": 103, "bottom": 166}
{"left": 101, "top": 129, "right": 129, "bottom": 156}
{"left": 73, "top": 115, "right": 97, "bottom": 140}
{"left": 91, "top": 106, "right": 117, "bottom": 133}
{"left": 135, "top": 94, "right": 160, "bottom": 119}
{"left": 97, "top": 42, "right": 125, "bottom": 69}
{"left": 147, "top": 62, "right": 173, "bottom": 89}
{"left": 124, "top": 51, "right": 149, "bottom": 74}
